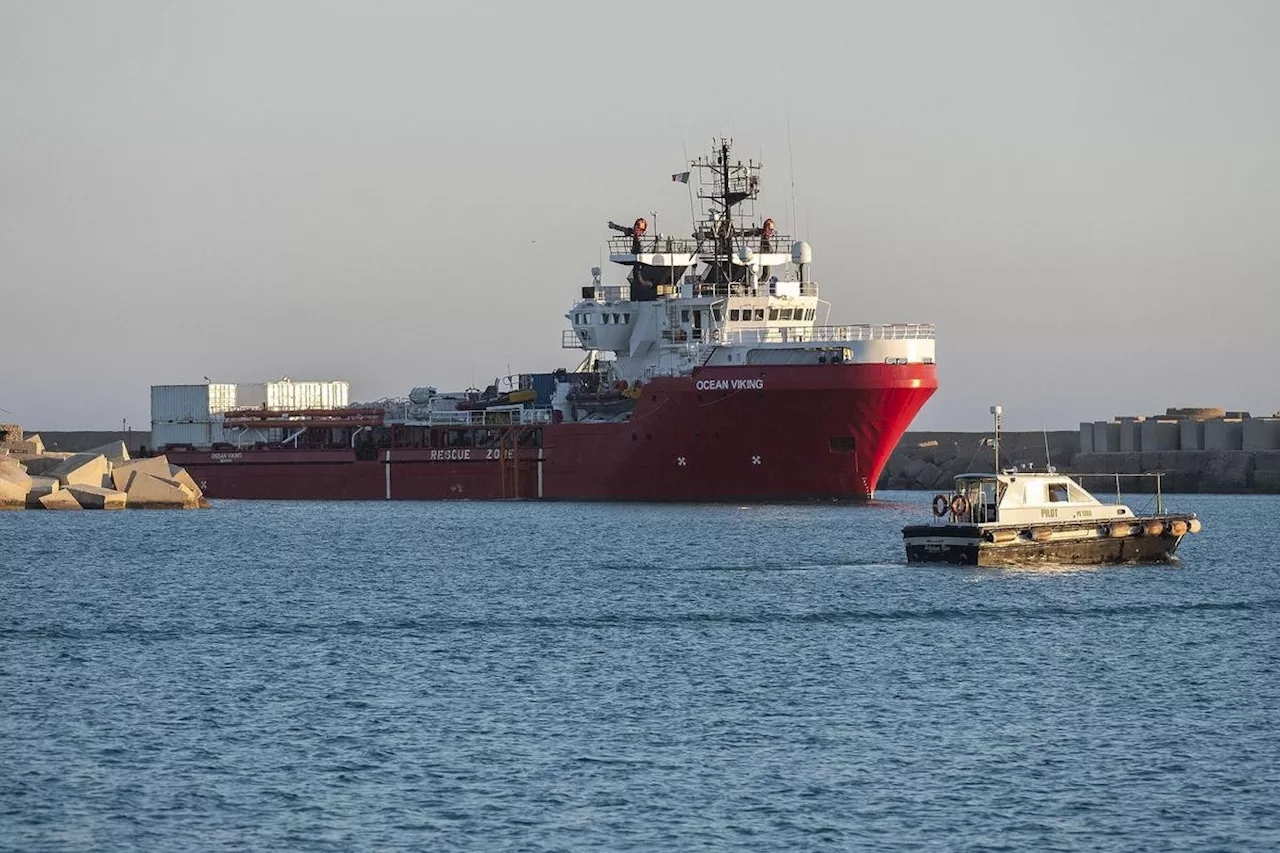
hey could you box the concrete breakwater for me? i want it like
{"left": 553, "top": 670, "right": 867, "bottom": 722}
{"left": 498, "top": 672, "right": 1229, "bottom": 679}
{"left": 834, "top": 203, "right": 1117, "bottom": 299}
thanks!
{"left": 878, "top": 430, "right": 1280, "bottom": 494}
{"left": 1, "top": 427, "right": 206, "bottom": 510}
{"left": 877, "top": 431, "right": 1078, "bottom": 492}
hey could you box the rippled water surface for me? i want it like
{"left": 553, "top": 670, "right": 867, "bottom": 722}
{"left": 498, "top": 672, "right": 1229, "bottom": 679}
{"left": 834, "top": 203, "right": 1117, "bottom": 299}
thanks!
{"left": 2, "top": 493, "right": 1278, "bottom": 851}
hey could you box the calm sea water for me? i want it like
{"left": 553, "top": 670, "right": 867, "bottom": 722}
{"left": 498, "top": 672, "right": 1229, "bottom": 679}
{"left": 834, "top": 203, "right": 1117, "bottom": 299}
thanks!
{"left": 2, "top": 493, "right": 1278, "bottom": 852}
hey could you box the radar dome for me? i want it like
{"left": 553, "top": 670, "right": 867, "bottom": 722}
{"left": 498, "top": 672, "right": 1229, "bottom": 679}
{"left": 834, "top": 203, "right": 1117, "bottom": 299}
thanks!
{"left": 791, "top": 241, "right": 812, "bottom": 265}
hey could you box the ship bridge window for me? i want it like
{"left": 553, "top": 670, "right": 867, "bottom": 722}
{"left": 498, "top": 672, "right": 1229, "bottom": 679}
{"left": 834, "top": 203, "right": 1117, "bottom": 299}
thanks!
{"left": 713, "top": 308, "right": 723, "bottom": 321}
{"left": 754, "top": 309, "right": 765, "bottom": 321}
{"left": 681, "top": 309, "right": 690, "bottom": 323}
{"left": 730, "top": 309, "right": 740, "bottom": 321}
{"left": 769, "top": 309, "right": 779, "bottom": 321}
{"left": 1067, "top": 482, "right": 1091, "bottom": 502}
{"left": 612, "top": 313, "right": 621, "bottom": 324}
{"left": 781, "top": 309, "right": 794, "bottom": 320}
{"left": 1048, "top": 483, "right": 1070, "bottom": 503}
{"left": 622, "top": 314, "right": 630, "bottom": 324}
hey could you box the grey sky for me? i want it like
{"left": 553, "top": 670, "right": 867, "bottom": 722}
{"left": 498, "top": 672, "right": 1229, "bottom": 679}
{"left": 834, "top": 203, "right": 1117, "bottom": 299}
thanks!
{"left": 3, "top": 0, "right": 1277, "bottom": 432}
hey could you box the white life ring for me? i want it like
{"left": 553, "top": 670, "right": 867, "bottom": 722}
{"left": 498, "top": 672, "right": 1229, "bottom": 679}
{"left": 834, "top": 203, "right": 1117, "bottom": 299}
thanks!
{"left": 711, "top": 330, "right": 721, "bottom": 342}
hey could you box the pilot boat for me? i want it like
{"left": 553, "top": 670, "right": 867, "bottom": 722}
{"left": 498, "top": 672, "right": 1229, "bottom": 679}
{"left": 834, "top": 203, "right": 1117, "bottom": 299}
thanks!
{"left": 901, "top": 406, "right": 1201, "bottom": 566}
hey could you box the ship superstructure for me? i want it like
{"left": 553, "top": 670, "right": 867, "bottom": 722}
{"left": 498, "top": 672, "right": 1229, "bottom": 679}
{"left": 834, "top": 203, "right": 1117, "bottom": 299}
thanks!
{"left": 158, "top": 140, "right": 938, "bottom": 501}
{"left": 564, "top": 139, "right": 933, "bottom": 401}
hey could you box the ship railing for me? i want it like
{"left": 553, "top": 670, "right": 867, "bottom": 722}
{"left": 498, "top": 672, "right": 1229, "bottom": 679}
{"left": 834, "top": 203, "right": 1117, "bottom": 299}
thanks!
{"left": 726, "top": 323, "right": 936, "bottom": 346}
{"left": 394, "top": 407, "right": 554, "bottom": 427}
{"left": 608, "top": 236, "right": 701, "bottom": 256}
{"left": 606, "top": 235, "right": 795, "bottom": 258}
{"left": 688, "top": 278, "right": 815, "bottom": 298}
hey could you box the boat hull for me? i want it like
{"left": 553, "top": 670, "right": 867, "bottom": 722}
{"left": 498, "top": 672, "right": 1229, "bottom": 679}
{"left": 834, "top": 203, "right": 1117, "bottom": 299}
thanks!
{"left": 902, "top": 522, "right": 1189, "bottom": 567}
{"left": 165, "top": 363, "right": 936, "bottom": 502}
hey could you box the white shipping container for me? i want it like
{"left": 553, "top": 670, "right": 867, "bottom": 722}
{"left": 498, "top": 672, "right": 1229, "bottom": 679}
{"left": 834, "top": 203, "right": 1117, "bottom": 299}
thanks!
{"left": 236, "top": 380, "right": 349, "bottom": 411}
{"left": 151, "top": 384, "right": 237, "bottom": 423}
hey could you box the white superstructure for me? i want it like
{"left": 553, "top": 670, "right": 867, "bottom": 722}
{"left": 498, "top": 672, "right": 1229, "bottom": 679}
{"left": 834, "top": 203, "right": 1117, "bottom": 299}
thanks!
{"left": 564, "top": 139, "right": 935, "bottom": 384}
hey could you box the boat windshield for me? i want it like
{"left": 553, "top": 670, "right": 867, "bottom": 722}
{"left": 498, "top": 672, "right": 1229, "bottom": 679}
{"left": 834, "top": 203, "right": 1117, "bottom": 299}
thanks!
{"left": 957, "top": 478, "right": 1000, "bottom": 523}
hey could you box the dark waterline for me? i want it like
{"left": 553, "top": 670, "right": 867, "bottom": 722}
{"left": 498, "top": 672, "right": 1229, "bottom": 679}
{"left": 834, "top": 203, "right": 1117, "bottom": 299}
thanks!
{"left": 2, "top": 494, "right": 1278, "bottom": 851}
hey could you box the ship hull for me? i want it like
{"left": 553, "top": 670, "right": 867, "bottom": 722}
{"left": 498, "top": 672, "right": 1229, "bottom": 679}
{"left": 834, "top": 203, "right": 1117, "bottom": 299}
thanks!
{"left": 166, "top": 363, "right": 936, "bottom": 501}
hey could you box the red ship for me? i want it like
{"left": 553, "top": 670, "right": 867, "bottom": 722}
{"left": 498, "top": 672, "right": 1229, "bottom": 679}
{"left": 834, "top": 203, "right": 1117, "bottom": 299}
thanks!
{"left": 160, "top": 140, "right": 937, "bottom": 500}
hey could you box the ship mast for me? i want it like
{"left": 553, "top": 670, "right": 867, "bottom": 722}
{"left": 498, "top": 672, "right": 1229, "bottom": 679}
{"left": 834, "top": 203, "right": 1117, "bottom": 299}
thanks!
{"left": 693, "top": 137, "right": 760, "bottom": 285}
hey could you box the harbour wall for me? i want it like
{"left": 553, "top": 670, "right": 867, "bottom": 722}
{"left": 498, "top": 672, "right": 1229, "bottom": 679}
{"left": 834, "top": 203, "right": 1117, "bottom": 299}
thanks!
{"left": 880, "top": 431, "right": 1280, "bottom": 494}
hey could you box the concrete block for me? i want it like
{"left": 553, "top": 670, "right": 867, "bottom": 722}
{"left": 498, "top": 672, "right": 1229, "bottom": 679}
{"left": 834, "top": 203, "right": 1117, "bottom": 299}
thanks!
{"left": 18, "top": 453, "right": 75, "bottom": 476}
{"left": 1243, "top": 418, "right": 1280, "bottom": 451}
{"left": 111, "top": 456, "right": 171, "bottom": 492}
{"left": 125, "top": 472, "right": 197, "bottom": 508}
{"left": 20, "top": 434, "right": 44, "bottom": 455}
{"left": 1202, "top": 451, "right": 1251, "bottom": 490}
{"left": 1204, "top": 419, "right": 1244, "bottom": 451}
{"left": 1079, "top": 423, "right": 1094, "bottom": 455}
{"left": 0, "top": 463, "right": 32, "bottom": 488}
{"left": 0, "top": 454, "right": 27, "bottom": 478}
{"left": 1180, "top": 420, "right": 1205, "bottom": 452}
{"left": 85, "top": 441, "right": 130, "bottom": 464}
{"left": 65, "top": 484, "right": 127, "bottom": 510}
{"left": 1141, "top": 419, "right": 1180, "bottom": 451}
{"left": 914, "top": 461, "right": 943, "bottom": 488}
{"left": 1254, "top": 452, "right": 1280, "bottom": 473}
{"left": 48, "top": 453, "right": 110, "bottom": 487}
{"left": 39, "top": 490, "right": 82, "bottom": 510}
{"left": 24, "top": 476, "right": 60, "bottom": 508}
{"left": 167, "top": 465, "right": 204, "bottom": 498}
{"left": 1120, "top": 420, "right": 1143, "bottom": 452}
{"left": 1094, "top": 422, "right": 1120, "bottom": 453}
{"left": 0, "top": 474, "right": 27, "bottom": 508}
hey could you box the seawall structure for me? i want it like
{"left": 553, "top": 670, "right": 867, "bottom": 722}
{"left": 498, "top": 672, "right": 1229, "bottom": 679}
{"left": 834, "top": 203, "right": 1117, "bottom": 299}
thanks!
{"left": 1, "top": 426, "right": 207, "bottom": 510}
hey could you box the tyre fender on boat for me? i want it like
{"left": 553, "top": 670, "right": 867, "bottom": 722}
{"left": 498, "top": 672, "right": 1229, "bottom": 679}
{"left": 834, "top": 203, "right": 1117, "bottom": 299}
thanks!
{"left": 932, "top": 494, "right": 950, "bottom": 517}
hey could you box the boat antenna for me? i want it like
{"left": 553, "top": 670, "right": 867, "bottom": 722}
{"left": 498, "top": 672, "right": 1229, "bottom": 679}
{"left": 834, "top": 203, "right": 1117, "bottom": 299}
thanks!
{"left": 990, "top": 404, "right": 1002, "bottom": 473}
{"left": 1043, "top": 425, "right": 1054, "bottom": 473}
{"left": 787, "top": 112, "right": 799, "bottom": 238}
